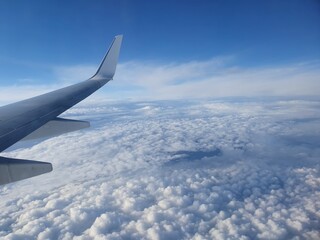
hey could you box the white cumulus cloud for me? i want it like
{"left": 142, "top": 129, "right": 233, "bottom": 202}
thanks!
{"left": 0, "top": 99, "right": 319, "bottom": 239}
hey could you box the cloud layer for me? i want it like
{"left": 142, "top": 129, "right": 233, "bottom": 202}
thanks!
{"left": 114, "top": 60, "right": 320, "bottom": 99}
{"left": 1, "top": 58, "right": 319, "bottom": 105}
{"left": 0, "top": 99, "right": 319, "bottom": 239}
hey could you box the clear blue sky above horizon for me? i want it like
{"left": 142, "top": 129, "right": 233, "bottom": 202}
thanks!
{"left": 0, "top": 0, "right": 319, "bottom": 98}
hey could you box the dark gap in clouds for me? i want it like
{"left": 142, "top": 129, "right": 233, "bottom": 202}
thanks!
{"left": 165, "top": 149, "right": 223, "bottom": 166}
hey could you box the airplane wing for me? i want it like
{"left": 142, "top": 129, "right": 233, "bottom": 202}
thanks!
{"left": 0, "top": 35, "right": 123, "bottom": 185}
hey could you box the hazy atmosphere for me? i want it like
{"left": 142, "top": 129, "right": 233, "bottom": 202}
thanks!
{"left": 0, "top": 0, "right": 319, "bottom": 239}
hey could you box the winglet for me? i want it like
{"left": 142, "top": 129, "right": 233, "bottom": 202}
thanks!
{"left": 90, "top": 35, "right": 123, "bottom": 80}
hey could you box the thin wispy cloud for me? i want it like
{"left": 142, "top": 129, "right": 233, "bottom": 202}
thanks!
{"left": 0, "top": 85, "right": 58, "bottom": 105}
{"left": 48, "top": 58, "right": 320, "bottom": 100}
{"left": 54, "top": 65, "right": 97, "bottom": 84}
{"left": 114, "top": 59, "right": 320, "bottom": 99}
{"left": 1, "top": 58, "right": 319, "bottom": 105}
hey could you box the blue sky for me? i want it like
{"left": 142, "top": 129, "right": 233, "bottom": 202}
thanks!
{"left": 0, "top": 0, "right": 319, "bottom": 100}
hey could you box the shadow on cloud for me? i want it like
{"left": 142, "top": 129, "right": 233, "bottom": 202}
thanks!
{"left": 164, "top": 148, "right": 223, "bottom": 167}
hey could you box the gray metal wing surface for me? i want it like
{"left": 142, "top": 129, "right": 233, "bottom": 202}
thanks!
{"left": 0, "top": 35, "right": 123, "bottom": 185}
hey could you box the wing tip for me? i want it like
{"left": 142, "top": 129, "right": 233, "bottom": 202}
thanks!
{"left": 90, "top": 35, "right": 123, "bottom": 81}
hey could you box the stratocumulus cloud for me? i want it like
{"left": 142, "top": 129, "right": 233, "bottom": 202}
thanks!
{"left": 0, "top": 99, "right": 319, "bottom": 239}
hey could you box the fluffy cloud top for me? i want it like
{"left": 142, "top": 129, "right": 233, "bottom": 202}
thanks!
{"left": 0, "top": 99, "right": 319, "bottom": 239}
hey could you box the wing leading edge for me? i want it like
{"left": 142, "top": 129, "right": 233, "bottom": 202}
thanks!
{"left": 0, "top": 35, "right": 123, "bottom": 185}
